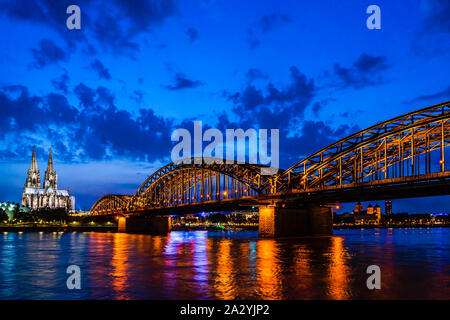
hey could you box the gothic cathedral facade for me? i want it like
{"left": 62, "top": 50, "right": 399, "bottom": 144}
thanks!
{"left": 21, "top": 147, "right": 75, "bottom": 211}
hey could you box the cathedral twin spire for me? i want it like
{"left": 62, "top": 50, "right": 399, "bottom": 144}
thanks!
{"left": 25, "top": 146, "right": 57, "bottom": 189}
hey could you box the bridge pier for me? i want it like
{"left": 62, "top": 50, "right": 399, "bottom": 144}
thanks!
{"left": 258, "top": 205, "right": 333, "bottom": 237}
{"left": 118, "top": 216, "right": 171, "bottom": 235}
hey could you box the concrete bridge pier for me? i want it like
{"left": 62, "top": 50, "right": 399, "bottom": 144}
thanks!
{"left": 118, "top": 216, "right": 171, "bottom": 235}
{"left": 258, "top": 205, "right": 333, "bottom": 237}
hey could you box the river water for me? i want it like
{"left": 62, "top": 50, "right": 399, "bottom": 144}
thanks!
{"left": 0, "top": 228, "right": 448, "bottom": 299}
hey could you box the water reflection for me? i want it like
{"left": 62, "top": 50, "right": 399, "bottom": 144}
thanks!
{"left": 214, "top": 239, "right": 236, "bottom": 299}
{"left": 327, "top": 237, "right": 350, "bottom": 299}
{"left": 256, "top": 240, "right": 282, "bottom": 299}
{"left": 0, "top": 229, "right": 448, "bottom": 299}
{"left": 111, "top": 234, "right": 130, "bottom": 299}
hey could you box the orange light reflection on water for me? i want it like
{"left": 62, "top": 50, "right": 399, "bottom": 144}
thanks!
{"left": 110, "top": 233, "right": 130, "bottom": 299}
{"left": 214, "top": 239, "right": 237, "bottom": 299}
{"left": 327, "top": 236, "right": 351, "bottom": 299}
{"left": 256, "top": 240, "right": 282, "bottom": 299}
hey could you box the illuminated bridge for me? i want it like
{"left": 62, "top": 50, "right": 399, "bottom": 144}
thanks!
{"left": 90, "top": 101, "right": 450, "bottom": 237}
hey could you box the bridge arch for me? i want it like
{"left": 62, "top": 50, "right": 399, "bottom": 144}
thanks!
{"left": 276, "top": 101, "right": 450, "bottom": 191}
{"left": 128, "top": 157, "right": 274, "bottom": 210}
{"left": 90, "top": 194, "right": 131, "bottom": 215}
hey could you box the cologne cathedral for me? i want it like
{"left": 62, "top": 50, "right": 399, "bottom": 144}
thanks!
{"left": 21, "top": 147, "right": 75, "bottom": 211}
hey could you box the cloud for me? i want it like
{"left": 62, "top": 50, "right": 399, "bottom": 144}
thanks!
{"left": 281, "top": 121, "right": 360, "bottom": 163}
{"left": 130, "top": 90, "right": 144, "bottom": 104}
{"left": 88, "top": 0, "right": 178, "bottom": 54}
{"left": 227, "top": 67, "right": 314, "bottom": 114}
{"left": 51, "top": 70, "right": 69, "bottom": 93}
{"left": 422, "top": 0, "right": 450, "bottom": 34}
{"left": 353, "top": 53, "right": 388, "bottom": 73}
{"left": 247, "top": 13, "right": 290, "bottom": 49}
{"left": 0, "top": 83, "right": 175, "bottom": 163}
{"left": 246, "top": 68, "right": 268, "bottom": 81}
{"left": 410, "top": 0, "right": 450, "bottom": 57}
{"left": 223, "top": 66, "right": 315, "bottom": 134}
{"left": 0, "top": 85, "right": 78, "bottom": 144}
{"left": 186, "top": 27, "right": 199, "bottom": 43}
{"left": 30, "top": 38, "right": 67, "bottom": 68}
{"left": 327, "top": 53, "right": 388, "bottom": 89}
{"left": 0, "top": 0, "right": 177, "bottom": 55}
{"left": 91, "top": 59, "right": 111, "bottom": 80}
{"left": 163, "top": 73, "right": 204, "bottom": 90}
{"left": 258, "top": 13, "right": 290, "bottom": 33}
{"left": 407, "top": 86, "right": 450, "bottom": 104}
{"left": 220, "top": 66, "right": 360, "bottom": 167}
{"left": 74, "top": 83, "right": 96, "bottom": 107}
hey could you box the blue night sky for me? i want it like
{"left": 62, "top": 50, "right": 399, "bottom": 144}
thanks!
{"left": 0, "top": 0, "right": 449, "bottom": 212}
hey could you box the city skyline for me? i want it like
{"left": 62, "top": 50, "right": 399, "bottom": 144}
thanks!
{"left": 0, "top": 0, "right": 449, "bottom": 212}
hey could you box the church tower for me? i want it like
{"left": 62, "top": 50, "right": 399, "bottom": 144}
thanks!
{"left": 25, "top": 146, "right": 41, "bottom": 188}
{"left": 44, "top": 148, "right": 58, "bottom": 189}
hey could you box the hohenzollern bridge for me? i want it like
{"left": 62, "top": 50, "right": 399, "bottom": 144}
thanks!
{"left": 90, "top": 101, "right": 450, "bottom": 237}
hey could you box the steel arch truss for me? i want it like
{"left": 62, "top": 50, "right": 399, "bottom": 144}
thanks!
{"left": 90, "top": 194, "right": 131, "bottom": 215}
{"left": 127, "top": 157, "right": 273, "bottom": 210}
{"left": 276, "top": 101, "right": 450, "bottom": 192}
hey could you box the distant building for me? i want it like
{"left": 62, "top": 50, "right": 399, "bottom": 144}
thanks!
{"left": 354, "top": 202, "right": 363, "bottom": 214}
{"left": 374, "top": 204, "right": 381, "bottom": 220}
{"left": 354, "top": 213, "right": 380, "bottom": 224}
{"left": 385, "top": 200, "right": 392, "bottom": 215}
{"left": 351, "top": 202, "right": 381, "bottom": 223}
{"left": 21, "top": 147, "right": 75, "bottom": 211}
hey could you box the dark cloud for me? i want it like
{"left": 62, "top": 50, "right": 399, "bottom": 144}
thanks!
{"left": 258, "top": 13, "right": 290, "bottom": 33}
{"left": 407, "top": 86, "right": 450, "bottom": 104}
{"left": 51, "top": 70, "right": 69, "bottom": 93}
{"left": 411, "top": 0, "right": 450, "bottom": 57}
{"left": 0, "top": 85, "right": 78, "bottom": 143}
{"left": 227, "top": 67, "right": 314, "bottom": 114}
{"left": 223, "top": 67, "right": 315, "bottom": 132}
{"left": 0, "top": 0, "right": 177, "bottom": 55}
{"left": 328, "top": 53, "right": 388, "bottom": 89}
{"left": 30, "top": 39, "right": 67, "bottom": 68}
{"left": 163, "top": 73, "right": 204, "bottom": 90}
{"left": 91, "top": 0, "right": 177, "bottom": 54}
{"left": 186, "top": 27, "right": 199, "bottom": 43}
{"left": 91, "top": 59, "right": 111, "bottom": 80}
{"left": 247, "top": 13, "right": 290, "bottom": 49}
{"left": 0, "top": 83, "right": 174, "bottom": 162}
{"left": 246, "top": 68, "right": 268, "bottom": 81}
{"left": 0, "top": 0, "right": 88, "bottom": 48}
{"left": 131, "top": 90, "right": 144, "bottom": 104}
{"left": 353, "top": 53, "right": 388, "bottom": 73}
{"left": 220, "top": 66, "right": 359, "bottom": 168}
{"left": 312, "top": 102, "right": 321, "bottom": 116}
{"left": 423, "top": 0, "right": 450, "bottom": 34}
{"left": 74, "top": 83, "right": 96, "bottom": 108}
{"left": 281, "top": 121, "right": 360, "bottom": 164}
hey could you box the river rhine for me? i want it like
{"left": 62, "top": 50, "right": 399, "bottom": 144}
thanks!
{"left": 0, "top": 228, "right": 448, "bottom": 299}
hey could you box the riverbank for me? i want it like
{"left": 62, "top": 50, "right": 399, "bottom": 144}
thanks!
{"left": 0, "top": 225, "right": 117, "bottom": 232}
{"left": 0, "top": 224, "right": 448, "bottom": 233}
{"left": 334, "top": 224, "right": 450, "bottom": 229}
{"left": 171, "top": 225, "right": 258, "bottom": 232}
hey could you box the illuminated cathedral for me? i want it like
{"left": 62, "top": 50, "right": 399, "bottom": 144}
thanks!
{"left": 21, "top": 147, "right": 75, "bottom": 211}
